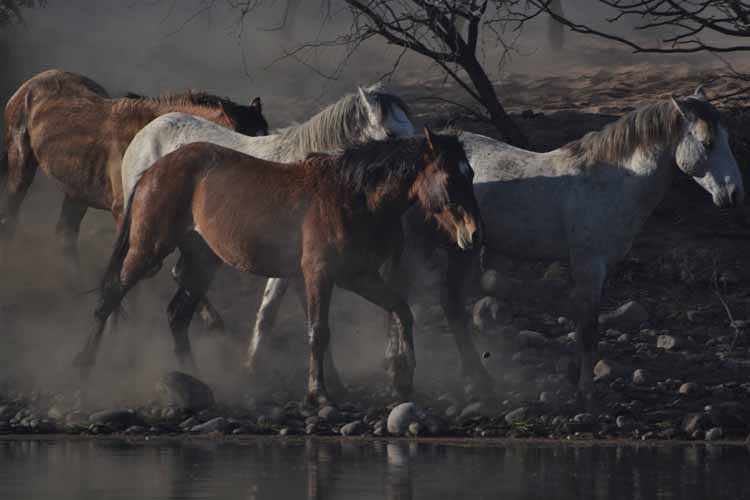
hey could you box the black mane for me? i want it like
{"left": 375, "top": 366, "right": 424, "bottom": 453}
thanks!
{"left": 313, "top": 133, "right": 461, "bottom": 193}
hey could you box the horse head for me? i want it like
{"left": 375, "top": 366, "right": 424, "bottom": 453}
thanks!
{"left": 221, "top": 96, "right": 269, "bottom": 137}
{"left": 672, "top": 86, "right": 743, "bottom": 208}
{"left": 357, "top": 84, "right": 415, "bottom": 141}
{"left": 413, "top": 127, "right": 482, "bottom": 250}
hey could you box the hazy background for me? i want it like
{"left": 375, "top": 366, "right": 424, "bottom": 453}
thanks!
{"left": 0, "top": 0, "right": 736, "bottom": 404}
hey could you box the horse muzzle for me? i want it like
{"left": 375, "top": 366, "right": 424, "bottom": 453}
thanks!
{"left": 456, "top": 224, "right": 482, "bottom": 251}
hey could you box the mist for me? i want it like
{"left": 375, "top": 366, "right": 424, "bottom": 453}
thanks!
{"left": 0, "top": 0, "right": 739, "bottom": 407}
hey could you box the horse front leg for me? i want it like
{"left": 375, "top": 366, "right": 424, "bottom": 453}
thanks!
{"left": 439, "top": 249, "right": 494, "bottom": 395}
{"left": 289, "top": 278, "right": 347, "bottom": 398}
{"left": 570, "top": 257, "right": 607, "bottom": 411}
{"left": 303, "top": 270, "right": 334, "bottom": 408}
{"left": 55, "top": 195, "right": 88, "bottom": 290}
{"left": 340, "top": 271, "right": 416, "bottom": 400}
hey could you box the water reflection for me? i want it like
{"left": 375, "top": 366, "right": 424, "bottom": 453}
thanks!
{"left": 0, "top": 439, "right": 749, "bottom": 500}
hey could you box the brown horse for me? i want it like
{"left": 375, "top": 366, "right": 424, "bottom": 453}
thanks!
{"left": 81, "top": 128, "right": 482, "bottom": 406}
{"left": 0, "top": 69, "right": 268, "bottom": 280}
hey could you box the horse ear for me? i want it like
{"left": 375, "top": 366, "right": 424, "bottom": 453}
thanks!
{"left": 358, "top": 86, "right": 373, "bottom": 111}
{"left": 251, "top": 97, "right": 262, "bottom": 113}
{"left": 693, "top": 84, "right": 707, "bottom": 100}
{"left": 670, "top": 96, "right": 687, "bottom": 118}
{"left": 424, "top": 126, "right": 436, "bottom": 154}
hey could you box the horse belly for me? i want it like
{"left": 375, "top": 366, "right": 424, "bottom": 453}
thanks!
{"left": 476, "top": 181, "right": 569, "bottom": 261}
{"left": 198, "top": 220, "right": 303, "bottom": 278}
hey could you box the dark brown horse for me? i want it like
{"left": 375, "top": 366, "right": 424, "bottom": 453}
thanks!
{"left": 81, "top": 128, "right": 482, "bottom": 406}
{"left": 0, "top": 69, "right": 268, "bottom": 280}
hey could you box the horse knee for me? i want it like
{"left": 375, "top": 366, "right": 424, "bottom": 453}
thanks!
{"left": 308, "top": 323, "right": 330, "bottom": 350}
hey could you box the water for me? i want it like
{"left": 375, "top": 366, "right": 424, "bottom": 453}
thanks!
{"left": 1, "top": 438, "right": 749, "bottom": 500}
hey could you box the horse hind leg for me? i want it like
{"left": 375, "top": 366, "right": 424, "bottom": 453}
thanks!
{"left": 340, "top": 270, "right": 416, "bottom": 400}
{"left": 72, "top": 249, "right": 152, "bottom": 380}
{"left": 439, "top": 249, "right": 495, "bottom": 396}
{"left": 0, "top": 130, "right": 37, "bottom": 266}
{"left": 168, "top": 238, "right": 221, "bottom": 371}
{"left": 570, "top": 257, "right": 607, "bottom": 411}
{"left": 171, "top": 256, "right": 225, "bottom": 336}
{"left": 54, "top": 195, "right": 88, "bottom": 289}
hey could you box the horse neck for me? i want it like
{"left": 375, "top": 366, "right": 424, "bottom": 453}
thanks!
{"left": 277, "top": 97, "right": 366, "bottom": 161}
{"left": 605, "top": 143, "right": 678, "bottom": 217}
{"left": 159, "top": 103, "right": 232, "bottom": 128}
{"left": 363, "top": 169, "right": 419, "bottom": 218}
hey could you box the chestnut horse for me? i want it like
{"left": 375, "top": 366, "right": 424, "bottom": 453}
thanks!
{"left": 80, "top": 129, "right": 481, "bottom": 405}
{"left": 0, "top": 69, "right": 268, "bottom": 280}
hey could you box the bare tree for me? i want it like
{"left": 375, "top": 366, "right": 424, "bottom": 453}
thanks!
{"left": 0, "top": 0, "right": 44, "bottom": 26}
{"left": 224, "top": 0, "right": 532, "bottom": 147}
{"left": 527, "top": 0, "right": 750, "bottom": 98}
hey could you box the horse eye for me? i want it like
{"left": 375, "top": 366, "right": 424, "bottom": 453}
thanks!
{"left": 704, "top": 139, "right": 713, "bottom": 150}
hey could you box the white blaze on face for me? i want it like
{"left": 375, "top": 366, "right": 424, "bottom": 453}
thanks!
{"left": 692, "top": 127, "right": 744, "bottom": 207}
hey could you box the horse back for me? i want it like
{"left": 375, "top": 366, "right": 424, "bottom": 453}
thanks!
{"left": 138, "top": 142, "right": 307, "bottom": 275}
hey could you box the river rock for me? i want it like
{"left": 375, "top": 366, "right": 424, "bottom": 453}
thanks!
{"left": 599, "top": 301, "right": 649, "bottom": 330}
{"left": 155, "top": 371, "right": 215, "bottom": 410}
{"left": 539, "top": 392, "right": 558, "bottom": 407}
{"left": 682, "top": 413, "right": 710, "bottom": 434}
{"left": 190, "top": 417, "right": 228, "bottom": 433}
{"left": 632, "top": 369, "right": 648, "bottom": 386}
{"left": 472, "top": 297, "right": 511, "bottom": 334}
{"left": 678, "top": 383, "right": 702, "bottom": 395}
{"left": 616, "top": 415, "right": 635, "bottom": 431}
{"left": 705, "top": 427, "right": 723, "bottom": 441}
{"left": 516, "top": 330, "right": 549, "bottom": 349}
{"left": 459, "top": 402, "right": 486, "bottom": 420}
{"left": 340, "top": 420, "right": 366, "bottom": 436}
{"left": 657, "top": 335, "right": 681, "bottom": 351}
{"left": 89, "top": 410, "right": 145, "bottom": 431}
{"left": 593, "top": 359, "right": 624, "bottom": 381}
{"left": 387, "top": 402, "right": 420, "bottom": 435}
{"left": 47, "top": 405, "right": 65, "bottom": 421}
{"left": 480, "top": 270, "right": 512, "bottom": 299}
{"left": 505, "top": 407, "right": 529, "bottom": 425}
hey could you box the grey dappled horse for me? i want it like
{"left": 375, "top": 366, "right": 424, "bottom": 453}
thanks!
{"left": 412, "top": 87, "right": 743, "bottom": 407}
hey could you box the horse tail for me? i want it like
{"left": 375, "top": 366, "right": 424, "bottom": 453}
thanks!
{"left": 101, "top": 188, "right": 136, "bottom": 292}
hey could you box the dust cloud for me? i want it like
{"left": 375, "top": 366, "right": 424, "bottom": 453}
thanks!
{"left": 0, "top": 0, "right": 733, "bottom": 405}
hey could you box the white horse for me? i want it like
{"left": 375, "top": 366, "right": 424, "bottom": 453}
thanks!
{"left": 412, "top": 86, "right": 743, "bottom": 407}
{"left": 248, "top": 87, "right": 744, "bottom": 406}
{"left": 120, "top": 84, "right": 415, "bottom": 383}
